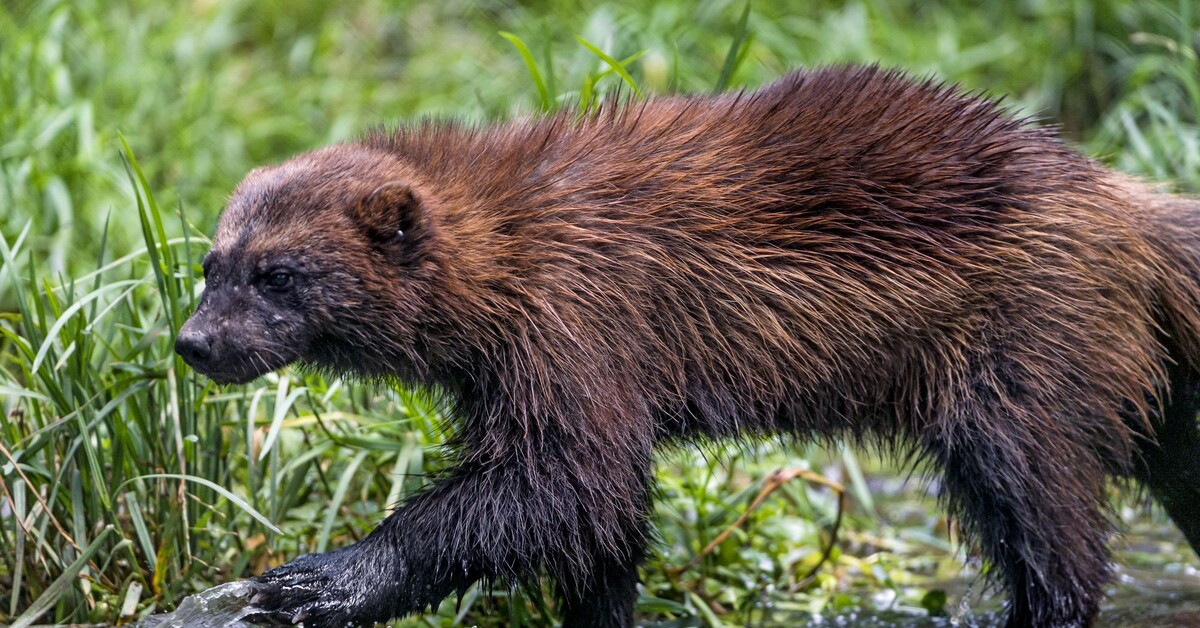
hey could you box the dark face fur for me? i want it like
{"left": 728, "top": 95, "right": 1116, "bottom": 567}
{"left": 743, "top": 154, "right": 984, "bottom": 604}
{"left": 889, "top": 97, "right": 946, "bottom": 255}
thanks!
{"left": 176, "top": 146, "right": 435, "bottom": 384}
{"left": 175, "top": 246, "right": 315, "bottom": 384}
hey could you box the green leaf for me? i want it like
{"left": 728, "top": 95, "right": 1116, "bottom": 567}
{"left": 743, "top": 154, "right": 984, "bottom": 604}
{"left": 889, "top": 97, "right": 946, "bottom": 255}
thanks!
{"left": 921, "top": 589, "right": 948, "bottom": 616}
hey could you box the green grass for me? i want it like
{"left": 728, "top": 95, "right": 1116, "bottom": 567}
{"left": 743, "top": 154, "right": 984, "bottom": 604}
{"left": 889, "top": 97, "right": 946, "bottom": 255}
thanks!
{"left": 1, "top": 0, "right": 1198, "bottom": 625}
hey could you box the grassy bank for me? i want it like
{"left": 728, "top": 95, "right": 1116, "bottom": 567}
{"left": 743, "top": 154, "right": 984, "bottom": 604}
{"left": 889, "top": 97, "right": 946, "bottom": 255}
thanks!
{"left": 1, "top": 0, "right": 1198, "bottom": 625}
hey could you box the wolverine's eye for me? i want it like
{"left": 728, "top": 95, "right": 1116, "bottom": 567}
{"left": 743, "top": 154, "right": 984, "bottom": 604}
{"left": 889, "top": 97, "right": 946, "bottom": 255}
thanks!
{"left": 266, "top": 271, "right": 293, "bottom": 290}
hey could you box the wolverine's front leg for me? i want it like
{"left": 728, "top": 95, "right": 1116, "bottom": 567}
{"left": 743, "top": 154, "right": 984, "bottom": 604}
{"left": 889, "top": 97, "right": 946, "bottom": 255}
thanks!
{"left": 249, "top": 431, "right": 654, "bottom": 627}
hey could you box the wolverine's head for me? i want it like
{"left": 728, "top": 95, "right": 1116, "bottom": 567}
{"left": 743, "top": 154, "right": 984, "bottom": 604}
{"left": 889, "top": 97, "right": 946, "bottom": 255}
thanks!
{"left": 175, "top": 145, "right": 439, "bottom": 384}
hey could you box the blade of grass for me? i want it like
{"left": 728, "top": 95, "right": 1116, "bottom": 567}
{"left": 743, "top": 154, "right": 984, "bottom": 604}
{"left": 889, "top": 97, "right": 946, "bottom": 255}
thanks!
{"left": 316, "top": 449, "right": 369, "bottom": 553}
{"left": 500, "top": 32, "right": 553, "bottom": 111}
{"left": 123, "top": 491, "right": 156, "bottom": 572}
{"left": 10, "top": 527, "right": 112, "bottom": 628}
{"left": 8, "top": 481, "right": 25, "bottom": 618}
{"left": 118, "top": 133, "right": 179, "bottom": 334}
{"left": 120, "top": 474, "right": 281, "bottom": 534}
{"left": 575, "top": 36, "right": 642, "bottom": 97}
{"left": 29, "top": 280, "right": 141, "bottom": 373}
{"left": 259, "top": 375, "right": 307, "bottom": 461}
{"left": 715, "top": 1, "right": 752, "bottom": 92}
{"left": 541, "top": 20, "right": 557, "bottom": 105}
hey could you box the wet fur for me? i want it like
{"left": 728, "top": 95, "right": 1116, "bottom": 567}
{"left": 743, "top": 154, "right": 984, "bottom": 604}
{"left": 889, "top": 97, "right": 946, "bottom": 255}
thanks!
{"left": 179, "top": 67, "right": 1200, "bottom": 627}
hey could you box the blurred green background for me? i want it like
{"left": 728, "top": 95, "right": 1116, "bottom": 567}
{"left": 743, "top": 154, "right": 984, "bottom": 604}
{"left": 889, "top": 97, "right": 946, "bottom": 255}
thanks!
{"left": 1, "top": 0, "right": 1198, "bottom": 626}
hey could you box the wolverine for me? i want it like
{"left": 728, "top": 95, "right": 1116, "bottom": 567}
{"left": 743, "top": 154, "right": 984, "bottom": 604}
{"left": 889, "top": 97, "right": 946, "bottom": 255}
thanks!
{"left": 175, "top": 66, "right": 1200, "bottom": 627}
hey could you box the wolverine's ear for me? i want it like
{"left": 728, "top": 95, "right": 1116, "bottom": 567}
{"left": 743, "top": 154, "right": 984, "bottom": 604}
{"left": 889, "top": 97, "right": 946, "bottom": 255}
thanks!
{"left": 352, "top": 182, "right": 430, "bottom": 254}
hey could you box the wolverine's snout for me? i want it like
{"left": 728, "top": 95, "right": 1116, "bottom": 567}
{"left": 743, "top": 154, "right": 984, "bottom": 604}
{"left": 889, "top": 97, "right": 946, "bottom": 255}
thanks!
{"left": 174, "top": 319, "right": 266, "bottom": 385}
{"left": 175, "top": 294, "right": 305, "bottom": 385}
{"left": 175, "top": 328, "right": 213, "bottom": 368}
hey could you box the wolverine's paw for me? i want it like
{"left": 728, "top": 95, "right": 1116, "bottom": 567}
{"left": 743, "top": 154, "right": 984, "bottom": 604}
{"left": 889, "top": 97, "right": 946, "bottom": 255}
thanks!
{"left": 246, "top": 548, "right": 403, "bottom": 628}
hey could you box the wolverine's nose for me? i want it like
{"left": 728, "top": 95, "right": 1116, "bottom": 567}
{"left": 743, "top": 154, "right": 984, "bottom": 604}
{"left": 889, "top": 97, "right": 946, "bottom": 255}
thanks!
{"left": 175, "top": 330, "right": 213, "bottom": 366}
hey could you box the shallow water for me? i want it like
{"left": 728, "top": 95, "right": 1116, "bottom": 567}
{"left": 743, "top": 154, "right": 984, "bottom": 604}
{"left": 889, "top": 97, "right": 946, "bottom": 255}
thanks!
{"left": 140, "top": 524, "right": 1199, "bottom": 627}
{"left": 786, "top": 476, "right": 1200, "bottom": 628}
{"left": 804, "top": 530, "right": 1200, "bottom": 628}
{"left": 802, "top": 563, "right": 1200, "bottom": 627}
{"left": 1099, "top": 563, "right": 1200, "bottom": 627}
{"left": 138, "top": 581, "right": 261, "bottom": 628}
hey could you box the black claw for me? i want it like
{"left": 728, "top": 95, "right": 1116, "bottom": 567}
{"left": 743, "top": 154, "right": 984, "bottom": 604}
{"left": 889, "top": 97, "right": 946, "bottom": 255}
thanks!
{"left": 243, "top": 609, "right": 292, "bottom": 627}
{"left": 250, "top": 591, "right": 270, "bottom": 607}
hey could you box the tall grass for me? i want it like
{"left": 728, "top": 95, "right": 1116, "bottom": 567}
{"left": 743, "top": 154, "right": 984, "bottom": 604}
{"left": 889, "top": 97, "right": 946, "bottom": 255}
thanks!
{"left": 2, "top": 0, "right": 1198, "bottom": 625}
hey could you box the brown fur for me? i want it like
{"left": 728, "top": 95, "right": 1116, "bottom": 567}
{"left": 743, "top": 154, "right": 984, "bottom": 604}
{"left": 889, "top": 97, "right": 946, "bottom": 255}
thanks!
{"left": 177, "top": 66, "right": 1200, "bottom": 627}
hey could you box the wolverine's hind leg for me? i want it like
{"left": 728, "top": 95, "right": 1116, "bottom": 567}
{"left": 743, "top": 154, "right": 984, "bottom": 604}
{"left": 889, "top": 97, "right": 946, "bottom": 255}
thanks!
{"left": 922, "top": 370, "right": 1114, "bottom": 627}
{"left": 556, "top": 554, "right": 642, "bottom": 628}
{"left": 1133, "top": 350, "right": 1200, "bottom": 556}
